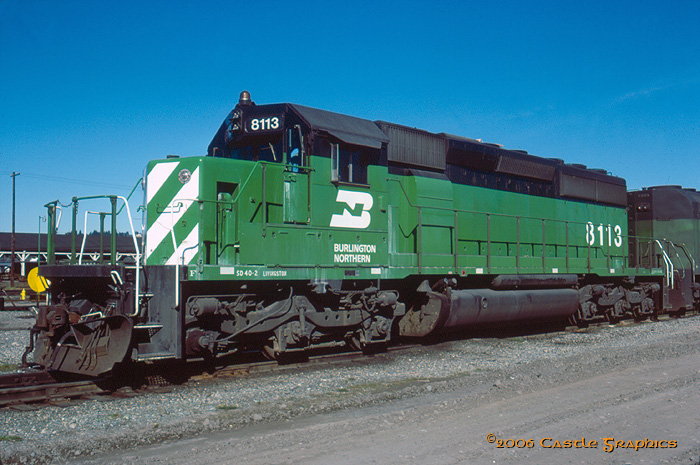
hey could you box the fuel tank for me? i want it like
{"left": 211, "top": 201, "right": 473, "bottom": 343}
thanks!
{"left": 399, "top": 288, "right": 579, "bottom": 337}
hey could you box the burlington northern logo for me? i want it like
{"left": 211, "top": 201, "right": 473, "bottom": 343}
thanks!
{"left": 329, "top": 190, "right": 373, "bottom": 229}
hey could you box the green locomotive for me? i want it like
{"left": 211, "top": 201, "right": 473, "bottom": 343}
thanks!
{"left": 28, "top": 92, "right": 694, "bottom": 376}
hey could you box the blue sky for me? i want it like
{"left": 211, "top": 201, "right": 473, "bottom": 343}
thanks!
{"left": 1, "top": 0, "right": 699, "bottom": 233}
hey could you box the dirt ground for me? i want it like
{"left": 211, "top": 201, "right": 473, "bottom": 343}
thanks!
{"left": 69, "top": 322, "right": 700, "bottom": 465}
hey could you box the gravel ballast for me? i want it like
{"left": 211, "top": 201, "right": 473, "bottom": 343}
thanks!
{"left": 2, "top": 310, "right": 700, "bottom": 464}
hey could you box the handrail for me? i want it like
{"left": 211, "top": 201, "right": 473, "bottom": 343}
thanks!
{"left": 654, "top": 240, "right": 675, "bottom": 288}
{"left": 229, "top": 161, "right": 314, "bottom": 204}
{"left": 661, "top": 240, "right": 696, "bottom": 287}
{"left": 78, "top": 211, "right": 102, "bottom": 265}
{"left": 49, "top": 194, "right": 142, "bottom": 316}
{"left": 116, "top": 195, "right": 142, "bottom": 317}
{"left": 73, "top": 179, "right": 143, "bottom": 265}
{"left": 675, "top": 242, "right": 697, "bottom": 285}
{"left": 666, "top": 242, "right": 686, "bottom": 279}
{"left": 43, "top": 203, "right": 63, "bottom": 264}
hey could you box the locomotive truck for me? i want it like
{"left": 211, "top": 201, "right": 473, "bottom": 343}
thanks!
{"left": 26, "top": 91, "right": 699, "bottom": 376}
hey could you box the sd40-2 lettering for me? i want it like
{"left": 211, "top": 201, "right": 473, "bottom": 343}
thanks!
{"left": 236, "top": 269, "right": 259, "bottom": 277}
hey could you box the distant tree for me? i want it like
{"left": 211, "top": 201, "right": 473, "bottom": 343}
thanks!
{"left": 87, "top": 230, "right": 132, "bottom": 236}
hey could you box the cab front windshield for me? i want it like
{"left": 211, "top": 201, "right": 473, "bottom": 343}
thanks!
{"left": 225, "top": 134, "right": 283, "bottom": 163}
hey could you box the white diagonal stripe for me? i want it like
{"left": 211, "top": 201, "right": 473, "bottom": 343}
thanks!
{"left": 146, "top": 162, "right": 179, "bottom": 204}
{"left": 145, "top": 167, "right": 200, "bottom": 260}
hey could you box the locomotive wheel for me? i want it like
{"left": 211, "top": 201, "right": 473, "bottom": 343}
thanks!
{"left": 261, "top": 337, "right": 308, "bottom": 364}
{"left": 262, "top": 346, "right": 276, "bottom": 360}
{"left": 347, "top": 336, "right": 362, "bottom": 352}
{"left": 632, "top": 306, "right": 647, "bottom": 322}
{"left": 347, "top": 335, "right": 387, "bottom": 354}
{"left": 671, "top": 309, "right": 686, "bottom": 319}
{"left": 569, "top": 308, "right": 589, "bottom": 328}
{"left": 605, "top": 311, "right": 620, "bottom": 325}
{"left": 361, "top": 341, "right": 388, "bottom": 355}
{"left": 262, "top": 337, "right": 277, "bottom": 360}
{"left": 572, "top": 301, "right": 597, "bottom": 328}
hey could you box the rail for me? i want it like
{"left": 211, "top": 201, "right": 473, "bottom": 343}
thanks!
{"left": 0, "top": 370, "right": 107, "bottom": 408}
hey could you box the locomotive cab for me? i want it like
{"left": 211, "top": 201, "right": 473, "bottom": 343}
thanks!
{"left": 140, "top": 92, "right": 398, "bottom": 363}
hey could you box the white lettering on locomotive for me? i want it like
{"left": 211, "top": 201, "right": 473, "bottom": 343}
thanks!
{"left": 263, "top": 270, "right": 288, "bottom": 277}
{"left": 330, "top": 190, "right": 373, "bottom": 229}
{"left": 333, "top": 243, "right": 377, "bottom": 253}
{"left": 585, "top": 222, "right": 623, "bottom": 248}
{"left": 333, "top": 253, "right": 372, "bottom": 263}
{"left": 333, "top": 243, "right": 377, "bottom": 263}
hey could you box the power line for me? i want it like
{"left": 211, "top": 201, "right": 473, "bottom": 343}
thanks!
{"left": 3, "top": 172, "right": 134, "bottom": 190}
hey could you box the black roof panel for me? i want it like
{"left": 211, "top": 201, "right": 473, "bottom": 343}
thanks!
{"left": 290, "top": 104, "right": 389, "bottom": 149}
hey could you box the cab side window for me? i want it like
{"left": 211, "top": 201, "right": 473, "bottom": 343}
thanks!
{"left": 331, "top": 143, "right": 376, "bottom": 185}
{"left": 286, "top": 126, "right": 304, "bottom": 168}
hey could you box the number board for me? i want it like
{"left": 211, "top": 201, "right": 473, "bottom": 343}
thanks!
{"left": 245, "top": 115, "right": 285, "bottom": 134}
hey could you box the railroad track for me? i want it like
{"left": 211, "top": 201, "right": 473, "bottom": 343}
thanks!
{"left": 0, "top": 370, "right": 108, "bottom": 409}
{"left": 3, "top": 312, "right": 695, "bottom": 411}
{"left": 189, "top": 345, "right": 411, "bottom": 383}
{"left": 0, "top": 345, "right": 412, "bottom": 411}
{"left": 562, "top": 311, "right": 697, "bottom": 333}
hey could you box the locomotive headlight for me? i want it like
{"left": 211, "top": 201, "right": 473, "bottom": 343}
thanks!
{"left": 178, "top": 169, "right": 192, "bottom": 184}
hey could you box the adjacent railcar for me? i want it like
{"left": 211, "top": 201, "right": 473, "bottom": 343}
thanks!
{"left": 628, "top": 185, "right": 700, "bottom": 313}
{"left": 28, "top": 92, "right": 694, "bottom": 376}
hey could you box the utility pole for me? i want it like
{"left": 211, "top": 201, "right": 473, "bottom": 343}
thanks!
{"left": 10, "top": 172, "right": 20, "bottom": 287}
